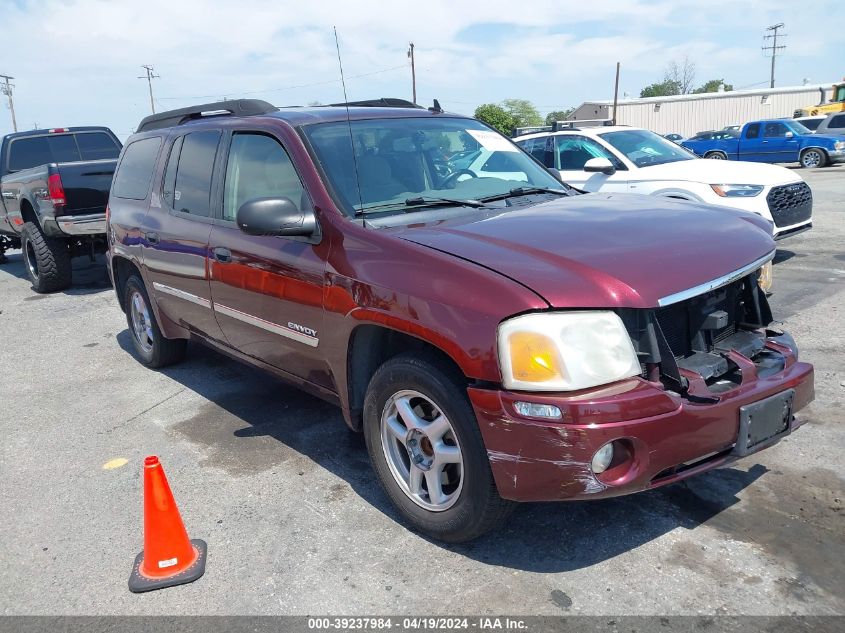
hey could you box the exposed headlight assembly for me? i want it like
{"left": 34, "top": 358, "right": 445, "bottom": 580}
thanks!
{"left": 498, "top": 311, "right": 641, "bottom": 392}
{"left": 710, "top": 184, "right": 765, "bottom": 197}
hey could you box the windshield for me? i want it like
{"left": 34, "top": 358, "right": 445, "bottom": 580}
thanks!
{"left": 598, "top": 129, "right": 695, "bottom": 167}
{"left": 784, "top": 120, "right": 812, "bottom": 135}
{"left": 303, "top": 117, "right": 564, "bottom": 216}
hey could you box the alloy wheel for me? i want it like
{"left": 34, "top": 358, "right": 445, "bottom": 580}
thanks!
{"left": 802, "top": 150, "right": 822, "bottom": 168}
{"left": 130, "top": 290, "right": 154, "bottom": 353}
{"left": 380, "top": 389, "right": 464, "bottom": 511}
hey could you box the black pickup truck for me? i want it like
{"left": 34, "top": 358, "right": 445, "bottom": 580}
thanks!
{"left": 0, "top": 127, "right": 122, "bottom": 292}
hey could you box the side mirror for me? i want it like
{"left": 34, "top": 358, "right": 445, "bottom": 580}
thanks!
{"left": 584, "top": 157, "right": 616, "bottom": 175}
{"left": 546, "top": 167, "right": 564, "bottom": 183}
{"left": 785, "top": 131, "right": 794, "bottom": 139}
{"left": 236, "top": 197, "right": 316, "bottom": 237}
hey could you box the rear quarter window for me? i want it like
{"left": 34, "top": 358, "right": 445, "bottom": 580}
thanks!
{"left": 829, "top": 114, "right": 845, "bottom": 129}
{"left": 112, "top": 137, "right": 162, "bottom": 200}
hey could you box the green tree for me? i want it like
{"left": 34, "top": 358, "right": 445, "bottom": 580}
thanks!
{"left": 501, "top": 98, "right": 543, "bottom": 127}
{"left": 545, "top": 109, "right": 573, "bottom": 125}
{"left": 640, "top": 79, "right": 681, "bottom": 98}
{"left": 474, "top": 103, "right": 517, "bottom": 135}
{"left": 692, "top": 79, "right": 734, "bottom": 94}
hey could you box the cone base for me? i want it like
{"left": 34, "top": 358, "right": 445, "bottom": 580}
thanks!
{"left": 128, "top": 539, "right": 207, "bottom": 593}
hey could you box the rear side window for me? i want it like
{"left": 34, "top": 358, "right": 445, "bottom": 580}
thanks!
{"left": 112, "top": 137, "right": 162, "bottom": 200}
{"left": 829, "top": 114, "right": 845, "bottom": 129}
{"left": 76, "top": 132, "right": 120, "bottom": 160}
{"left": 7, "top": 134, "right": 80, "bottom": 171}
{"left": 745, "top": 124, "right": 760, "bottom": 139}
{"left": 172, "top": 131, "right": 221, "bottom": 217}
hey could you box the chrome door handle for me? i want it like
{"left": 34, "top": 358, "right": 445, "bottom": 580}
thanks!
{"left": 145, "top": 232, "right": 160, "bottom": 245}
{"left": 212, "top": 247, "right": 232, "bottom": 263}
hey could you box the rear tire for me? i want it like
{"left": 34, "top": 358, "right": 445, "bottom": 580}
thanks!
{"left": 123, "top": 275, "right": 186, "bottom": 368}
{"left": 363, "top": 353, "right": 515, "bottom": 542}
{"left": 21, "top": 221, "right": 72, "bottom": 293}
{"left": 800, "top": 148, "right": 826, "bottom": 169}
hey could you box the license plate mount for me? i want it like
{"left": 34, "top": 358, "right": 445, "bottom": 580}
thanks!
{"left": 733, "top": 389, "right": 795, "bottom": 457}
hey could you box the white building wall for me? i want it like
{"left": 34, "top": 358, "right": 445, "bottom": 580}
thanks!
{"left": 571, "top": 85, "right": 831, "bottom": 137}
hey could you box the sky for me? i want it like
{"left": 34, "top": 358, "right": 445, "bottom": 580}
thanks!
{"left": 1, "top": 0, "right": 843, "bottom": 140}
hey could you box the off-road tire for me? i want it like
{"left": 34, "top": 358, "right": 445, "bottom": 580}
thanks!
{"left": 21, "top": 221, "right": 72, "bottom": 293}
{"left": 363, "top": 353, "right": 515, "bottom": 542}
{"left": 123, "top": 274, "right": 187, "bottom": 368}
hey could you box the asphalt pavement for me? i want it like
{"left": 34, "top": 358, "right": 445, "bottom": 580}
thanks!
{"left": 0, "top": 167, "right": 842, "bottom": 616}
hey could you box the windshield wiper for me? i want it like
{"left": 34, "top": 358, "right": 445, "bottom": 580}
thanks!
{"left": 355, "top": 196, "right": 487, "bottom": 216}
{"left": 478, "top": 186, "right": 570, "bottom": 203}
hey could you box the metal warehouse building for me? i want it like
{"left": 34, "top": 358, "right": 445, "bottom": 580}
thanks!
{"left": 569, "top": 83, "right": 834, "bottom": 136}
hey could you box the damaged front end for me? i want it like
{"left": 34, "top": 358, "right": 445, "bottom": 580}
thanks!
{"left": 469, "top": 257, "right": 814, "bottom": 503}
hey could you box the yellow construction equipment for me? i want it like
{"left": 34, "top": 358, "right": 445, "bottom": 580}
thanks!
{"left": 794, "top": 80, "right": 845, "bottom": 117}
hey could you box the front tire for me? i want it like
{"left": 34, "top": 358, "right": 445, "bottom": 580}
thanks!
{"left": 800, "top": 148, "right": 826, "bottom": 169}
{"left": 704, "top": 151, "right": 727, "bottom": 160}
{"left": 363, "top": 353, "right": 515, "bottom": 542}
{"left": 21, "top": 221, "right": 72, "bottom": 293}
{"left": 123, "top": 275, "right": 186, "bottom": 368}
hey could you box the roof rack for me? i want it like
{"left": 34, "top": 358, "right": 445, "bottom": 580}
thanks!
{"left": 328, "top": 97, "right": 423, "bottom": 109}
{"left": 136, "top": 99, "right": 279, "bottom": 133}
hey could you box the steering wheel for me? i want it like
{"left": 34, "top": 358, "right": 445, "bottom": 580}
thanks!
{"left": 441, "top": 169, "right": 478, "bottom": 189}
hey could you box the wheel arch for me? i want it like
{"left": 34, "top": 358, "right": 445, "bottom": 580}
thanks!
{"left": 110, "top": 254, "right": 144, "bottom": 313}
{"left": 345, "top": 323, "right": 470, "bottom": 432}
{"left": 19, "top": 198, "right": 38, "bottom": 225}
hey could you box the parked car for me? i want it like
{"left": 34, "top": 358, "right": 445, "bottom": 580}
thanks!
{"left": 663, "top": 133, "right": 684, "bottom": 143}
{"left": 793, "top": 115, "right": 828, "bottom": 132}
{"left": 814, "top": 112, "right": 845, "bottom": 137}
{"left": 108, "top": 99, "right": 813, "bottom": 542}
{"left": 680, "top": 119, "right": 845, "bottom": 168}
{"left": 515, "top": 126, "right": 812, "bottom": 239}
{"left": 723, "top": 124, "right": 741, "bottom": 132}
{"left": 0, "top": 127, "right": 121, "bottom": 291}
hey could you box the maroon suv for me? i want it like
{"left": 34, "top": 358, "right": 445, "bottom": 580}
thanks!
{"left": 107, "top": 98, "right": 814, "bottom": 541}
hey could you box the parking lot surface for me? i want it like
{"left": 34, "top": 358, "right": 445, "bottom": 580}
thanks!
{"left": 1, "top": 167, "right": 843, "bottom": 616}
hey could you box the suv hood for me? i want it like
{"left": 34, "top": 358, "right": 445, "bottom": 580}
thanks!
{"left": 392, "top": 193, "right": 775, "bottom": 309}
{"left": 634, "top": 158, "right": 801, "bottom": 185}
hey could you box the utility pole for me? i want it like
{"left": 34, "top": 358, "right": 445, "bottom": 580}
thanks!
{"left": 762, "top": 23, "right": 786, "bottom": 89}
{"left": 0, "top": 74, "right": 18, "bottom": 132}
{"left": 407, "top": 42, "right": 416, "bottom": 104}
{"left": 138, "top": 65, "right": 159, "bottom": 114}
{"left": 612, "top": 62, "right": 621, "bottom": 125}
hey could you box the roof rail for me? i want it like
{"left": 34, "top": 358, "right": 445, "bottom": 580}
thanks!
{"left": 136, "top": 99, "right": 279, "bottom": 133}
{"left": 328, "top": 97, "right": 423, "bottom": 109}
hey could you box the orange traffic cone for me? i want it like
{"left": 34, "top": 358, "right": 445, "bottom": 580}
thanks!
{"left": 128, "top": 456, "right": 207, "bottom": 593}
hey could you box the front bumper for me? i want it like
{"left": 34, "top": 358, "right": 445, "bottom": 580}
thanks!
{"left": 828, "top": 149, "right": 845, "bottom": 164}
{"left": 470, "top": 342, "right": 813, "bottom": 502}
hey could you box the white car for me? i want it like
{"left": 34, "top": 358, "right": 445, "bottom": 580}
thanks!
{"left": 514, "top": 126, "right": 812, "bottom": 239}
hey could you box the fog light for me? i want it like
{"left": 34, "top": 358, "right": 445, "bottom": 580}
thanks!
{"left": 513, "top": 401, "right": 562, "bottom": 419}
{"left": 591, "top": 443, "right": 615, "bottom": 474}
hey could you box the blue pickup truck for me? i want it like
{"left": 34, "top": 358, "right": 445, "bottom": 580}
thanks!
{"left": 682, "top": 119, "right": 845, "bottom": 168}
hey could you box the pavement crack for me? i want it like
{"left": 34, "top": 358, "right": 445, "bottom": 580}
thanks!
{"left": 105, "top": 388, "right": 186, "bottom": 433}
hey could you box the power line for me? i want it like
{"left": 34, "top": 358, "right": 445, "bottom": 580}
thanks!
{"left": 158, "top": 64, "right": 407, "bottom": 102}
{"left": 138, "top": 65, "right": 160, "bottom": 114}
{"left": 0, "top": 74, "right": 18, "bottom": 132}
{"left": 762, "top": 23, "right": 786, "bottom": 89}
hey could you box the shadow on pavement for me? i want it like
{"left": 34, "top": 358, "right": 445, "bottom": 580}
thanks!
{"left": 0, "top": 250, "right": 111, "bottom": 296}
{"left": 115, "top": 329, "right": 766, "bottom": 572}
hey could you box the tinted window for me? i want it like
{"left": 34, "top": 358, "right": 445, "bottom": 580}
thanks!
{"left": 173, "top": 131, "right": 221, "bottom": 217}
{"left": 75, "top": 132, "right": 120, "bottom": 160}
{"left": 764, "top": 122, "right": 788, "bottom": 138}
{"left": 518, "top": 138, "right": 549, "bottom": 165}
{"left": 161, "top": 136, "right": 183, "bottom": 208}
{"left": 112, "top": 137, "right": 162, "bottom": 200}
{"left": 223, "top": 133, "right": 305, "bottom": 222}
{"left": 7, "top": 134, "right": 80, "bottom": 171}
{"left": 829, "top": 114, "right": 845, "bottom": 128}
{"left": 745, "top": 124, "right": 760, "bottom": 139}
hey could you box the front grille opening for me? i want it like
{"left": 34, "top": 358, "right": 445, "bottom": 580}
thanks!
{"left": 767, "top": 182, "right": 812, "bottom": 228}
{"left": 620, "top": 274, "right": 773, "bottom": 395}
